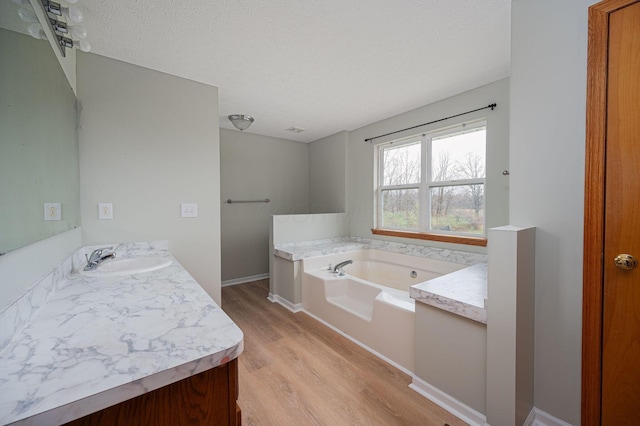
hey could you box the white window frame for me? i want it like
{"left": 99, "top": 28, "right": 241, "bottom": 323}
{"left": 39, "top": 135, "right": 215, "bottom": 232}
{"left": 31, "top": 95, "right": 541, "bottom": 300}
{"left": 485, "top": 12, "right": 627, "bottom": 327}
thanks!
{"left": 376, "top": 120, "right": 487, "bottom": 238}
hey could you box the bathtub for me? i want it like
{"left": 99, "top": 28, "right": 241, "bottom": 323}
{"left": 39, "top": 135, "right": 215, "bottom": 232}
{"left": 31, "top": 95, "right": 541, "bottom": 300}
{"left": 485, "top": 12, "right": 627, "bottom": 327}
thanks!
{"left": 301, "top": 249, "right": 465, "bottom": 373}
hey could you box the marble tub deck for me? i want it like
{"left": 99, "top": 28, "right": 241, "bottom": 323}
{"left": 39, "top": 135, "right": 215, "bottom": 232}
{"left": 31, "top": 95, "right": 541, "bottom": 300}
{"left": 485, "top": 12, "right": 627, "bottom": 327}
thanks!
{"left": 0, "top": 243, "right": 243, "bottom": 425}
{"left": 274, "top": 238, "right": 370, "bottom": 261}
{"left": 275, "top": 236, "right": 487, "bottom": 266}
{"left": 410, "top": 262, "right": 488, "bottom": 323}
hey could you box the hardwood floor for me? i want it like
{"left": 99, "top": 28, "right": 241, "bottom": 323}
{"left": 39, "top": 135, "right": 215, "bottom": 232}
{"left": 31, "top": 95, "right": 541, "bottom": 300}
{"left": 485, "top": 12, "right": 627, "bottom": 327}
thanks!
{"left": 221, "top": 280, "right": 466, "bottom": 426}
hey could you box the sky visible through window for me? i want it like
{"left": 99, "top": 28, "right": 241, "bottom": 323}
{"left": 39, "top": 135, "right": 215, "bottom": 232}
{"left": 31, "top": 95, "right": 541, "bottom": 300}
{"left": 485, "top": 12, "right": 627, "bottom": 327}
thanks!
{"left": 432, "top": 128, "right": 486, "bottom": 181}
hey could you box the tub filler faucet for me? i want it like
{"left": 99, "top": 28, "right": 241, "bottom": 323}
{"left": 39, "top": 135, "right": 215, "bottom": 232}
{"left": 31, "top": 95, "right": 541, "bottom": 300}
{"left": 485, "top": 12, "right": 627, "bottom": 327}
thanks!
{"left": 332, "top": 259, "right": 353, "bottom": 276}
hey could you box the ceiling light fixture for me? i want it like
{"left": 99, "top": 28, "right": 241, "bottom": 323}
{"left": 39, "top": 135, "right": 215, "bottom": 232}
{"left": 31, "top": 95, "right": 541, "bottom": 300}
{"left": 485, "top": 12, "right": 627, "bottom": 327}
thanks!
{"left": 228, "top": 115, "right": 254, "bottom": 131}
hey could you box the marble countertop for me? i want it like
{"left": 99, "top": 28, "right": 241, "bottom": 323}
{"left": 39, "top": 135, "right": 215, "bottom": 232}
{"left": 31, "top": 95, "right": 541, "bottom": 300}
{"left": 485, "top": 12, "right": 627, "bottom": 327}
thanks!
{"left": 410, "top": 263, "right": 487, "bottom": 324}
{"left": 0, "top": 242, "right": 243, "bottom": 425}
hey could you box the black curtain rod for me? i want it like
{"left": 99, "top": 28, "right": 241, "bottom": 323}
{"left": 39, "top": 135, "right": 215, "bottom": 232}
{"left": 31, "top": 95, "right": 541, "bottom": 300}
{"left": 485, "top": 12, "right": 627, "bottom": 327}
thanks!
{"left": 364, "top": 103, "right": 497, "bottom": 143}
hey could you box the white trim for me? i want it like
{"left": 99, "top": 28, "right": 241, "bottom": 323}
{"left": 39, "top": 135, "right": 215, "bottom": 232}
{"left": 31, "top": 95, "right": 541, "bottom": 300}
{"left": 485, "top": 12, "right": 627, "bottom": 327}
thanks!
{"left": 429, "top": 178, "right": 485, "bottom": 187}
{"left": 523, "top": 408, "right": 536, "bottom": 426}
{"left": 409, "top": 376, "right": 486, "bottom": 426}
{"left": 221, "top": 273, "right": 269, "bottom": 287}
{"left": 523, "top": 407, "right": 573, "bottom": 426}
{"left": 267, "top": 293, "right": 303, "bottom": 313}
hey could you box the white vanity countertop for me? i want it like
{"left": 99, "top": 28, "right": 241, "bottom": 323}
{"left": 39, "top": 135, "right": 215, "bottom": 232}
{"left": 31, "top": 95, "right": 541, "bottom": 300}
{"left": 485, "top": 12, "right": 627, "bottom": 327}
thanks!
{"left": 410, "top": 262, "right": 487, "bottom": 324}
{"left": 0, "top": 243, "right": 243, "bottom": 425}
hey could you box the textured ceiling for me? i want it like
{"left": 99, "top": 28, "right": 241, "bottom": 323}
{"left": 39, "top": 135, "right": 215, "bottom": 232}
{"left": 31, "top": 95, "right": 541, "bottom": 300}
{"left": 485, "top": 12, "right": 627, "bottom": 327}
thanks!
{"left": 78, "top": 0, "right": 510, "bottom": 143}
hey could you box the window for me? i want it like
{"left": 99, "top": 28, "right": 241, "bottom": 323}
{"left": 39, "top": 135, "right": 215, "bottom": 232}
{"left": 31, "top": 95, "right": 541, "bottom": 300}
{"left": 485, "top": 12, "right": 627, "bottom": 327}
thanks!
{"left": 375, "top": 120, "right": 486, "bottom": 243}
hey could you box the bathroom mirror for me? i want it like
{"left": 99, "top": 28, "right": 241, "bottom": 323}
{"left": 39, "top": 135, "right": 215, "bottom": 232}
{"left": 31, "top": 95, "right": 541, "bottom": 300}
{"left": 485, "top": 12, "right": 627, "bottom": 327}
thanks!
{"left": 0, "top": 1, "right": 80, "bottom": 255}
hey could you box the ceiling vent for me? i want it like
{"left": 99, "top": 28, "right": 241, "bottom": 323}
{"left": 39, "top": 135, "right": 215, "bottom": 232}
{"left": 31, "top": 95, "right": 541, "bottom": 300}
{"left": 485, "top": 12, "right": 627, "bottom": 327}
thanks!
{"left": 285, "top": 127, "right": 306, "bottom": 133}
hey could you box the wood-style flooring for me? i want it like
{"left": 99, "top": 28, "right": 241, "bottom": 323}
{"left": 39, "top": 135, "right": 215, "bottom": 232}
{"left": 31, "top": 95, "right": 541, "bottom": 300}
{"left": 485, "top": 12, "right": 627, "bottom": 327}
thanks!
{"left": 221, "top": 280, "right": 466, "bottom": 426}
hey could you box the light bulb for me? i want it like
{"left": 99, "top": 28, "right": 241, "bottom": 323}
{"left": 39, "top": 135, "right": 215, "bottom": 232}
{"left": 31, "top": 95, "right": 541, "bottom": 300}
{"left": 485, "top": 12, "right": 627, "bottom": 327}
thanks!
{"left": 62, "top": 6, "right": 83, "bottom": 24}
{"left": 69, "top": 24, "right": 87, "bottom": 39}
{"left": 74, "top": 39, "right": 91, "bottom": 52}
{"left": 27, "top": 24, "right": 47, "bottom": 40}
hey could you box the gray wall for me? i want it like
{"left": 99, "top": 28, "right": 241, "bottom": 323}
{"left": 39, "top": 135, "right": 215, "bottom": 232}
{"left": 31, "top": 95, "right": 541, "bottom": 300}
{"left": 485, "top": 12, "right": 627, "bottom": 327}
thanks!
{"left": 510, "top": 0, "right": 596, "bottom": 424}
{"left": 77, "top": 53, "right": 223, "bottom": 304}
{"left": 308, "top": 131, "right": 347, "bottom": 213}
{"left": 346, "top": 79, "right": 510, "bottom": 252}
{"left": 220, "top": 128, "right": 308, "bottom": 282}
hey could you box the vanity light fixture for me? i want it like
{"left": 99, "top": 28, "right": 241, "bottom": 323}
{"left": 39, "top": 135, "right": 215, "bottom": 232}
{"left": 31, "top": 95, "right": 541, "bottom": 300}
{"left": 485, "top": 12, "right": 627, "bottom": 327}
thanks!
{"left": 28, "top": 0, "right": 91, "bottom": 56}
{"left": 42, "top": 0, "right": 83, "bottom": 24}
{"left": 228, "top": 115, "right": 255, "bottom": 131}
{"left": 50, "top": 18, "right": 87, "bottom": 39}
{"left": 58, "top": 35, "right": 91, "bottom": 52}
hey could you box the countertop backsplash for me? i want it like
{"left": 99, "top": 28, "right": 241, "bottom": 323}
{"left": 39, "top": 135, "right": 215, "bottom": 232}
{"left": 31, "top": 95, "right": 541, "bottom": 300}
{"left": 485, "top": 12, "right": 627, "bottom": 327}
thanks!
{"left": 0, "top": 247, "right": 82, "bottom": 351}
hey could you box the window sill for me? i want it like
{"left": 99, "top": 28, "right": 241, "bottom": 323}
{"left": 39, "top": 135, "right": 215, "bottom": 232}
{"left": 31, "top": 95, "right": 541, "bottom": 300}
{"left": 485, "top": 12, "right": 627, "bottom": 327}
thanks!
{"left": 371, "top": 228, "right": 487, "bottom": 247}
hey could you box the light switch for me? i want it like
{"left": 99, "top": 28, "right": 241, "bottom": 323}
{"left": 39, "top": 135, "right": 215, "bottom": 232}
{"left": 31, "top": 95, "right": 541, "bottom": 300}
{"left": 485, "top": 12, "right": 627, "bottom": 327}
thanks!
{"left": 44, "top": 203, "right": 62, "bottom": 221}
{"left": 98, "top": 203, "right": 113, "bottom": 220}
{"left": 181, "top": 203, "right": 198, "bottom": 218}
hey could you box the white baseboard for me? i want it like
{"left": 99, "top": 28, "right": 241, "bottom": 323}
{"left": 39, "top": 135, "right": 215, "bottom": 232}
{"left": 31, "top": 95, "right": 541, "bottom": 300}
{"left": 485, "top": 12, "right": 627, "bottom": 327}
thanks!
{"left": 523, "top": 408, "right": 536, "bottom": 426}
{"left": 221, "top": 273, "right": 269, "bottom": 287}
{"left": 409, "top": 376, "right": 486, "bottom": 426}
{"left": 523, "top": 407, "right": 573, "bottom": 426}
{"left": 267, "top": 293, "right": 303, "bottom": 313}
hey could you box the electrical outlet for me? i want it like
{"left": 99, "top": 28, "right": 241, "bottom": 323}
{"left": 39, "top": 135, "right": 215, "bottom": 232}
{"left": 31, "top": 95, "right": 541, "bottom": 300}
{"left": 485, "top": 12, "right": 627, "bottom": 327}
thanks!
{"left": 44, "top": 203, "right": 62, "bottom": 221}
{"left": 181, "top": 203, "right": 198, "bottom": 218}
{"left": 98, "top": 203, "right": 113, "bottom": 220}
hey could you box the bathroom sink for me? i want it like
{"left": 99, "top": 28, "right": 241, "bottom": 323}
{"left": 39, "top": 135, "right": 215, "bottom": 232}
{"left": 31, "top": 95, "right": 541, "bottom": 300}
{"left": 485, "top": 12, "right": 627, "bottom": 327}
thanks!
{"left": 79, "top": 256, "right": 172, "bottom": 277}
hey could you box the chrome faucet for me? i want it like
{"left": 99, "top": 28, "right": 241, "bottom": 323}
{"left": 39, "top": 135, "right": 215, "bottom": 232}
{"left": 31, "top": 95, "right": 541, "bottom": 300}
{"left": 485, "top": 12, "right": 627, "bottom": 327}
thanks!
{"left": 84, "top": 247, "right": 116, "bottom": 271}
{"left": 332, "top": 259, "right": 353, "bottom": 276}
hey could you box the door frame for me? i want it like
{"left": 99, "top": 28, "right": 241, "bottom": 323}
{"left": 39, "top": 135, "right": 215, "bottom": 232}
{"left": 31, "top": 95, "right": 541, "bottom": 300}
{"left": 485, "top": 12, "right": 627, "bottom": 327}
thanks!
{"left": 582, "top": 0, "right": 640, "bottom": 423}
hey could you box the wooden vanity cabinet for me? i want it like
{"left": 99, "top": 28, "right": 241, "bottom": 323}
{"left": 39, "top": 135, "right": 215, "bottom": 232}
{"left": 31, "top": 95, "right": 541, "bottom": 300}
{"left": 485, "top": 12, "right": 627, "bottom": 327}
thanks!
{"left": 64, "top": 358, "right": 240, "bottom": 426}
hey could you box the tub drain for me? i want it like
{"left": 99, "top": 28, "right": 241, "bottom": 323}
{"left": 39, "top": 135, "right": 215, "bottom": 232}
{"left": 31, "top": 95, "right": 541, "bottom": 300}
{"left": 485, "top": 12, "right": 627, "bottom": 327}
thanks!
{"left": 410, "top": 270, "right": 418, "bottom": 278}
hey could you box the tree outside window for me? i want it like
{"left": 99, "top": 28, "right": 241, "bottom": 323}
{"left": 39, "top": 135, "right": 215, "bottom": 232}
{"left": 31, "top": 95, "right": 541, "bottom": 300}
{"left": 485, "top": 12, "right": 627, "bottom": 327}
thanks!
{"left": 377, "top": 121, "right": 486, "bottom": 237}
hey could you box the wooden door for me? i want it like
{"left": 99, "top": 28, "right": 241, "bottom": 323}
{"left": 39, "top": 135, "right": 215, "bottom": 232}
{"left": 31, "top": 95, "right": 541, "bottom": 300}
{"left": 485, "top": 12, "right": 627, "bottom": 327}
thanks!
{"left": 602, "top": 2, "right": 640, "bottom": 422}
{"left": 583, "top": 1, "right": 640, "bottom": 424}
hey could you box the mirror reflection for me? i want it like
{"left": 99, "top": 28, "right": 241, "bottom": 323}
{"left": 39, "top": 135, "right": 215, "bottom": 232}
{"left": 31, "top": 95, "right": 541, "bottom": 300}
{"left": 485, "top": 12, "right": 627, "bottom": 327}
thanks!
{"left": 0, "top": 1, "right": 80, "bottom": 254}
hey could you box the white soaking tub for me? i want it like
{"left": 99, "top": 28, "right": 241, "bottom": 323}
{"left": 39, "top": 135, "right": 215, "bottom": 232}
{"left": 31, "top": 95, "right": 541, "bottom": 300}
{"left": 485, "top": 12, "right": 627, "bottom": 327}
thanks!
{"left": 301, "top": 249, "right": 465, "bottom": 373}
